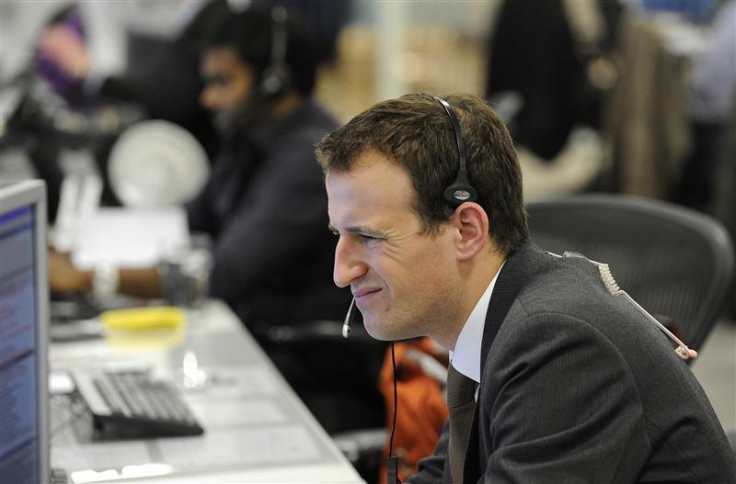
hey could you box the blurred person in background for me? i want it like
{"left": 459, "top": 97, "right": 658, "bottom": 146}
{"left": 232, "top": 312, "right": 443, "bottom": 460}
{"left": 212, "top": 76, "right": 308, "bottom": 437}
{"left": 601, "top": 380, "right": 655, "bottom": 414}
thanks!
{"left": 28, "top": 0, "right": 347, "bottom": 217}
{"left": 35, "top": 0, "right": 228, "bottom": 157}
{"left": 49, "top": 5, "right": 383, "bottom": 434}
{"left": 678, "top": 0, "right": 736, "bottom": 212}
{"left": 484, "top": 0, "right": 623, "bottom": 199}
{"left": 4, "top": 1, "right": 228, "bottom": 219}
{"left": 686, "top": 0, "right": 736, "bottom": 318}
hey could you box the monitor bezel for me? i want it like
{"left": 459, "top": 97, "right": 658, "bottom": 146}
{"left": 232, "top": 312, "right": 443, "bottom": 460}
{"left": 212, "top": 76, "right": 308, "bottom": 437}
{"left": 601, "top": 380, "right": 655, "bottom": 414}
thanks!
{"left": 0, "top": 179, "right": 50, "bottom": 483}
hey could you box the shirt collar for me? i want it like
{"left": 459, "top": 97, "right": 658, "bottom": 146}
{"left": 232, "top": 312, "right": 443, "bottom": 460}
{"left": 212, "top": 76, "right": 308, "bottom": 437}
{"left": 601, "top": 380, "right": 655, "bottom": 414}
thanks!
{"left": 450, "top": 261, "right": 505, "bottom": 383}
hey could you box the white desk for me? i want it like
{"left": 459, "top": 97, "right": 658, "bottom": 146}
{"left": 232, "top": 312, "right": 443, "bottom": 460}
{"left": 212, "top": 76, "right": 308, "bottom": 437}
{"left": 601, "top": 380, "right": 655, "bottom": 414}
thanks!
{"left": 49, "top": 300, "right": 365, "bottom": 483}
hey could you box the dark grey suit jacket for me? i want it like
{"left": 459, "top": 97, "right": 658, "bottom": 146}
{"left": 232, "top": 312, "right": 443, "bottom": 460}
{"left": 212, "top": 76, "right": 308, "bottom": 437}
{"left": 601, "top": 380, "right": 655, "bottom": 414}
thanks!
{"left": 409, "top": 243, "right": 736, "bottom": 483}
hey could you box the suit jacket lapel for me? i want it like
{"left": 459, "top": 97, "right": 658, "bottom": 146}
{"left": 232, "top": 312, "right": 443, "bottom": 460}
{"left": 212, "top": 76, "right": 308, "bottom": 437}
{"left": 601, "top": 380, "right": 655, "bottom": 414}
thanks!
{"left": 463, "top": 243, "right": 542, "bottom": 482}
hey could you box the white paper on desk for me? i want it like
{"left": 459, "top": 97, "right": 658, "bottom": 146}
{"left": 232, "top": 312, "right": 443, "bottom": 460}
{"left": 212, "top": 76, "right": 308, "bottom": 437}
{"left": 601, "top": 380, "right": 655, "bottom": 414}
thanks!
{"left": 72, "top": 208, "right": 189, "bottom": 269}
{"left": 53, "top": 440, "right": 151, "bottom": 472}
{"left": 189, "top": 399, "right": 287, "bottom": 429}
{"left": 156, "top": 425, "right": 322, "bottom": 468}
{"left": 185, "top": 366, "right": 281, "bottom": 400}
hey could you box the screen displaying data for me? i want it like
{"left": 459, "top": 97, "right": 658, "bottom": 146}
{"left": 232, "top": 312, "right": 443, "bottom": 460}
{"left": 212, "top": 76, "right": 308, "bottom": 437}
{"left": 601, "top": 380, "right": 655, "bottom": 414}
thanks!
{"left": 0, "top": 205, "right": 40, "bottom": 484}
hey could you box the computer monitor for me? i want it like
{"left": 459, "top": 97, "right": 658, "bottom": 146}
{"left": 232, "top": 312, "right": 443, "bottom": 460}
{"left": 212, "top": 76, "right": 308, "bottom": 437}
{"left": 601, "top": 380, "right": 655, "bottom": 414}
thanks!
{"left": 0, "top": 180, "right": 50, "bottom": 484}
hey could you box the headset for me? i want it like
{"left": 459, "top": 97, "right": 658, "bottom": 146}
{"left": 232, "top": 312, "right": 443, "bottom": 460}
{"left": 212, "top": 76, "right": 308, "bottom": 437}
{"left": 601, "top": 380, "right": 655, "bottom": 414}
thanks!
{"left": 434, "top": 96, "right": 478, "bottom": 207}
{"left": 257, "top": 5, "right": 290, "bottom": 101}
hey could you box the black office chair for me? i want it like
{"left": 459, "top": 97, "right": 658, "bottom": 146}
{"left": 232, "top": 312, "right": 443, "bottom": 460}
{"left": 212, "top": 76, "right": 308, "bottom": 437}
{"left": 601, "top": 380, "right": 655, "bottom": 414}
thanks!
{"left": 526, "top": 193, "right": 735, "bottom": 353}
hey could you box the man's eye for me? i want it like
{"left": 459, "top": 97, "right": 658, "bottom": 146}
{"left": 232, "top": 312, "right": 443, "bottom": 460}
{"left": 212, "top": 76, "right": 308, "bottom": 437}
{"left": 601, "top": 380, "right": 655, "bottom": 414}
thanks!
{"left": 359, "top": 234, "right": 383, "bottom": 246}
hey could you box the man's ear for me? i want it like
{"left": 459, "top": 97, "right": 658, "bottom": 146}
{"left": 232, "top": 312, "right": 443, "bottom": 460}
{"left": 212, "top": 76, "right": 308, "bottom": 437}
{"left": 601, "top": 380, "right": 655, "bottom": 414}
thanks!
{"left": 452, "top": 202, "right": 489, "bottom": 261}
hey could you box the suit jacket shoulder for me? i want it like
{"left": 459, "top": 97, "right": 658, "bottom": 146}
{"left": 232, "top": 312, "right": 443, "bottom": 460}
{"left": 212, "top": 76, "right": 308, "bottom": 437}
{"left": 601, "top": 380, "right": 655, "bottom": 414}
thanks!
{"left": 472, "top": 243, "right": 736, "bottom": 483}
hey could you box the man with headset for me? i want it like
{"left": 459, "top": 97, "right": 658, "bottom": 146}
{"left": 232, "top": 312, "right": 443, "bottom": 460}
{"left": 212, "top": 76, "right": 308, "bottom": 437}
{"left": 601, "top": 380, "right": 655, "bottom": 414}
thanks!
{"left": 51, "top": 5, "right": 349, "bottom": 334}
{"left": 317, "top": 92, "right": 735, "bottom": 482}
{"left": 183, "top": 5, "right": 352, "bottom": 326}
{"left": 50, "top": 6, "right": 383, "bottom": 433}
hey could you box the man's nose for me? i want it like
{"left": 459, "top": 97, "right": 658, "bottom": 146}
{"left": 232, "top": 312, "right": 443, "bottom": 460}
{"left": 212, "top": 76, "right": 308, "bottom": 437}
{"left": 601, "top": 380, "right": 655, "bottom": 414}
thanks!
{"left": 333, "top": 237, "right": 367, "bottom": 288}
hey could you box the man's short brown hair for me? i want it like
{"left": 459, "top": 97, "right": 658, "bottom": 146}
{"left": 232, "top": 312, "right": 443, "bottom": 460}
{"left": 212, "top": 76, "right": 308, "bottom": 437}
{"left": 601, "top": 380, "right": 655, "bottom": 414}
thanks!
{"left": 315, "top": 92, "right": 528, "bottom": 255}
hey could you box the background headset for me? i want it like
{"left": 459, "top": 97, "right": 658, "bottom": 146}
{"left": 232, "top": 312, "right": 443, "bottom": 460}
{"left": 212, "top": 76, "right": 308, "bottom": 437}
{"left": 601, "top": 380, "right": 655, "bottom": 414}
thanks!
{"left": 434, "top": 96, "right": 478, "bottom": 207}
{"left": 258, "top": 5, "right": 290, "bottom": 101}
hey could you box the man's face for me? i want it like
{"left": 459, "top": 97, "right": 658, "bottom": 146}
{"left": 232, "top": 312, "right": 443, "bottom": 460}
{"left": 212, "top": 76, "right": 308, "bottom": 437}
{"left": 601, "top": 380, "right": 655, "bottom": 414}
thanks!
{"left": 200, "top": 47, "right": 253, "bottom": 117}
{"left": 327, "top": 150, "right": 462, "bottom": 342}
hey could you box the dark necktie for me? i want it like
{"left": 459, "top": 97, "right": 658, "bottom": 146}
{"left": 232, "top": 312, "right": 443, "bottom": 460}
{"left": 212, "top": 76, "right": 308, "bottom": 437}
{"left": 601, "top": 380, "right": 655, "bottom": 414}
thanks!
{"left": 447, "top": 364, "right": 477, "bottom": 483}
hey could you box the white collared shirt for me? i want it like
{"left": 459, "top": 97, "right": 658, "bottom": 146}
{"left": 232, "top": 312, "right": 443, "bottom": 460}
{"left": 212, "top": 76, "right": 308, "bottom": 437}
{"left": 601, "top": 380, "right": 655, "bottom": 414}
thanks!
{"left": 450, "top": 262, "right": 504, "bottom": 384}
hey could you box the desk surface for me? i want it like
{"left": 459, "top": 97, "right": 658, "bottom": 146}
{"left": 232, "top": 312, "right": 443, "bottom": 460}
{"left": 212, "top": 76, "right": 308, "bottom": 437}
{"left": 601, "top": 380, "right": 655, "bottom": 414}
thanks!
{"left": 49, "top": 300, "right": 365, "bottom": 484}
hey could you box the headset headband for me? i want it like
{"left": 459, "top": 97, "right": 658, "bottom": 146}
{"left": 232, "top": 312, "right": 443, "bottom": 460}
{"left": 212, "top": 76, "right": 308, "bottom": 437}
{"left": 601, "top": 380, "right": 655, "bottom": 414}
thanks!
{"left": 434, "top": 97, "right": 478, "bottom": 206}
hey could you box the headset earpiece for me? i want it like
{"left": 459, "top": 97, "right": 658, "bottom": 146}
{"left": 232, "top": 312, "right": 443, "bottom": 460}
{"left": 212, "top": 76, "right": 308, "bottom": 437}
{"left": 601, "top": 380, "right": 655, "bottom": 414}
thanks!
{"left": 259, "top": 65, "right": 288, "bottom": 99}
{"left": 443, "top": 171, "right": 477, "bottom": 206}
{"left": 435, "top": 97, "right": 478, "bottom": 207}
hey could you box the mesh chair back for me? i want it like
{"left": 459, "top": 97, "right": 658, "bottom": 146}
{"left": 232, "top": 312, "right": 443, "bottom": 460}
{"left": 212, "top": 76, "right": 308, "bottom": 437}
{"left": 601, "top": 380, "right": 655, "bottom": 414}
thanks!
{"left": 526, "top": 194, "right": 734, "bottom": 349}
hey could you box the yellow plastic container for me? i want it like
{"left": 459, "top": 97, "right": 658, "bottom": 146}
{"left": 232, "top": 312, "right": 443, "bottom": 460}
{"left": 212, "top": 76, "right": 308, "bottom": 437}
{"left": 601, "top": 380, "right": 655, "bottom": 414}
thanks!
{"left": 99, "top": 306, "right": 184, "bottom": 331}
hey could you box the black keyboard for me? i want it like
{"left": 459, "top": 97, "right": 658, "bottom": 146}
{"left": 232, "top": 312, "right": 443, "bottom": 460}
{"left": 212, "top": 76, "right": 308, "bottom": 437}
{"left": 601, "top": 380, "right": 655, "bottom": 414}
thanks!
{"left": 72, "top": 370, "right": 204, "bottom": 439}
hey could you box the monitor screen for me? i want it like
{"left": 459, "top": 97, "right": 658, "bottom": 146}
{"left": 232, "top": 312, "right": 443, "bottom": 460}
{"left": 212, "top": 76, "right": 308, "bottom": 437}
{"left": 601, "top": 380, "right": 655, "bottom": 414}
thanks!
{"left": 0, "top": 180, "right": 49, "bottom": 484}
